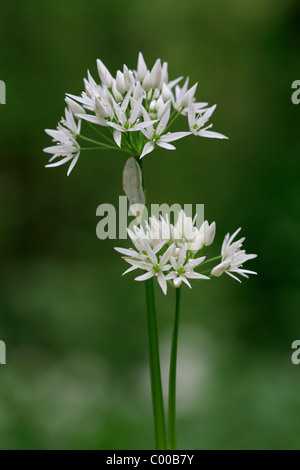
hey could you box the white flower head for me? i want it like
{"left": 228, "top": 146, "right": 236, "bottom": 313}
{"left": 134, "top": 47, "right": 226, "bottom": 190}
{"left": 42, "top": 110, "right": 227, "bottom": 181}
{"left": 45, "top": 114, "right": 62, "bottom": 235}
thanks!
{"left": 165, "top": 244, "right": 209, "bottom": 288}
{"left": 44, "top": 107, "right": 81, "bottom": 176}
{"left": 44, "top": 52, "right": 229, "bottom": 176}
{"left": 97, "top": 59, "right": 114, "bottom": 88}
{"left": 140, "top": 104, "right": 191, "bottom": 159}
{"left": 115, "top": 211, "right": 257, "bottom": 293}
{"left": 188, "top": 220, "right": 216, "bottom": 253}
{"left": 115, "top": 211, "right": 213, "bottom": 294}
{"left": 188, "top": 102, "right": 228, "bottom": 140}
{"left": 115, "top": 238, "right": 175, "bottom": 295}
{"left": 171, "top": 211, "right": 215, "bottom": 254}
{"left": 211, "top": 228, "right": 257, "bottom": 282}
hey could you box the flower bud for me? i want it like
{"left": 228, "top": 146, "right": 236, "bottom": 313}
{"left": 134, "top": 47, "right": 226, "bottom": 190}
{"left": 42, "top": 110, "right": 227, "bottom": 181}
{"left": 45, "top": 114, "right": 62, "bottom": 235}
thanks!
{"left": 142, "top": 71, "right": 152, "bottom": 91}
{"left": 123, "top": 65, "right": 134, "bottom": 91}
{"left": 112, "top": 82, "right": 123, "bottom": 102}
{"left": 189, "top": 235, "right": 204, "bottom": 252}
{"left": 133, "top": 82, "right": 143, "bottom": 100}
{"left": 149, "top": 100, "right": 156, "bottom": 111}
{"left": 94, "top": 97, "right": 109, "bottom": 118}
{"left": 156, "top": 96, "right": 164, "bottom": 111}
{"left": 84, "top": 78, "right": 92, "bottom": 98}
{"left": 182, "top": 83, "right": 198, "bottom": 107}
{"left": 116, "top": 71, "right": 126, "bottom": 94}
{"left": 204, "top": 221, "right": 216, "bottom": 246}
{"left": 97, "top": 59, "right": 114, "bottom": 88}
{"left": 157, "top": 99, "right": 171, "bottom": 120}
{"left": 65, "top": 97, "right": 85, "bottom": 115}
{"left": 162, "top": 83, "right": 173, "bottom": 102}
{"left": 161, "top": 62, "right": 168, "bottom": 86}
{"left": 149, "top": 59, "right": 162, "bottom": 89}
{"left": 211, "top": 260, "right": 230, "bottom": 277}
{"left": 137, "top": 52, "right": 148, "bottom": 82}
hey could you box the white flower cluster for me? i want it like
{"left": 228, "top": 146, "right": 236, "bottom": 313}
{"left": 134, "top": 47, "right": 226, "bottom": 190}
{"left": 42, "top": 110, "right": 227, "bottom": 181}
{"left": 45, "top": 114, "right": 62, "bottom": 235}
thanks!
{"left": 44, "top": 108, "right": 81, "bottom": 176}
{"left": 44, "top": 52, "right": 228, "bottom": 175}
{"left": 211, "top": 228, "right": 257, "bottom": 282}
{"left": 115, "top": 210, "right": 256, "bottom": 295}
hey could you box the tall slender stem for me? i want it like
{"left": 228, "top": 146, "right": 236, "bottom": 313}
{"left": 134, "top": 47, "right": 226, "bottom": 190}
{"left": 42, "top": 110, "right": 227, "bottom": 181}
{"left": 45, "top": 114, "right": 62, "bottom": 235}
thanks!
{"left": 145, "top": 278, "right": 167, "bottom": 450}
{"left": 168, "top": 287, "right": 181, "bottom": 450}
{"left": 137, "top": 158, "right": 166, "bottom": 449}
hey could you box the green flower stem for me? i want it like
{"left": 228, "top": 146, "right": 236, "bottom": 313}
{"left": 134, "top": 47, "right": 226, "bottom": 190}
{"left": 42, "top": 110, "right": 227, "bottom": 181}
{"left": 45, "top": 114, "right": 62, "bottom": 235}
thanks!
{"left": 122, "top": 132, "right": 134, "bottom": 152}
{"left": 199, "top": 255, "right": 222, "bottom": 267}
{"left": 87, "top": 122, "right": 117, "bottom": 146}
{"left": 81, "top": 147, "right": 117, "bottom": 151}
{"left": 138, "top": 158, "right": 166, "bottom": 450}
{"left": 199, "top": 270, "right": 212, "bottom": 276}
{"left": 78, "top": 134, "right": 131, "bottom": 153}
{"left": 145, "top": 278, "right": 167, "bottom": 450}
{"left": 78, "top": 134, "right": 111, "bottom": 147}
{"left": 164, "top": 107, "right": 183, "bottom": 133}
{"left": 168, "top": 286, "right": 181, "bottom": 450}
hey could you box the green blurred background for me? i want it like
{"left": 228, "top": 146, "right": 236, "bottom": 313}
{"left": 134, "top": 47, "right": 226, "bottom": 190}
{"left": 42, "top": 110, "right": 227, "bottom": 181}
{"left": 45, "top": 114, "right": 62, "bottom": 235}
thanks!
{"left": 1, "top": 0, "right": 300, "bottom": 450}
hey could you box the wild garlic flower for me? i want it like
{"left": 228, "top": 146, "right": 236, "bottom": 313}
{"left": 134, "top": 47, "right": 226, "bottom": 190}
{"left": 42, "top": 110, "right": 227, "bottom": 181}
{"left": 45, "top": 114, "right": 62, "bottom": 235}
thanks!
{"left": 140, "top": 103, "right": 191, "bottom": 158}
{"left": 211, "top": 228, "right": 257, "bottom": 282}
{"left": 44, "top": 52, "right": 228, "bottom": 175}
{"left": 188, "top": 102, "right": 227, "bottom": 139}
{"left": 171, "top": 210, "right": 216, "bottom": 253}
{"left": 116, "top": 241, "right": 175, "bottom": 295}
{"left": 164, "top": 244, "right": 208, "bottom": 288}
{"left": 115, "top": 211, "right": 257, "bottom": 294}
{"left": 44, "top": 108, "right": 81, "bottom": 176}
{"left": 115, "top": 211, "right": 214, "bottom": 294}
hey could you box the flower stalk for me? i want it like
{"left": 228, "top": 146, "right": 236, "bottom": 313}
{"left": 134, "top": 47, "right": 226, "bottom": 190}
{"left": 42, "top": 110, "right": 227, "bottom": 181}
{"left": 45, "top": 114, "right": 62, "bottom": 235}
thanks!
{"left": 145, "top": 278, "right": 167, "bottom": 450}
{"left": 168, "top": 286, "right": 181, "bottom": 450}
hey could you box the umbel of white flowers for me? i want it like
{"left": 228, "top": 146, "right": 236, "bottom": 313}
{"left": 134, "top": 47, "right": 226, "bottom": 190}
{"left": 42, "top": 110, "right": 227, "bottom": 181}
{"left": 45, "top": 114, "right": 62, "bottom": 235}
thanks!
{"left": 44, "top": 52, "right": 228, "bottom": 176}
{"left": 115, "top": 210, "right": 257, "bottom": 295}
